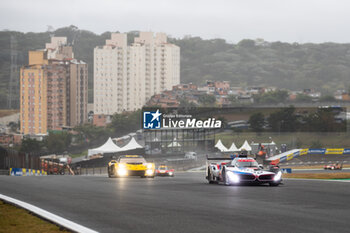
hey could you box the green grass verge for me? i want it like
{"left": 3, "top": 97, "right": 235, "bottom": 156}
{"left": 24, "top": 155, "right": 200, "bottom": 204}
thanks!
{"left": 0, "top": 201, "right": 70, "bottom": 233}
{"left": 283, "top": 173, "right": 350, "bottom": 179}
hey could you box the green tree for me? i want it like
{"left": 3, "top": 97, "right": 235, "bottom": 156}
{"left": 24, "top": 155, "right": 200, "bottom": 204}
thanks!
{"left": 20, "top": 138, "right": 43, "bottom": 154}
{"left": 45, "top": 132, "right": 72, "bottom": 153}
{"left": 254, "top": 90, "right": 289, "bottom": 104}
{"left": 248, "top": 112, "right": 265, "bottom": 132}
{"left": 198, "top": 94, "right": 216, "bottom": 106}
{"left": 295, "top": 94, "right": 312, "bottom": 102}
{"left": 238, "top": 39, "right": 256, "bottom": 48}
{"left": 319, "top": 95, "right": 335, "bottom": 102}
{"left": 108, "top": 110, "right": 141, "bottom": 136}
{"left": 268, "top": 106, "right": 297, "bottom": 132}
{"left": 74, "top": 124, "right": 112, "bottom": 143}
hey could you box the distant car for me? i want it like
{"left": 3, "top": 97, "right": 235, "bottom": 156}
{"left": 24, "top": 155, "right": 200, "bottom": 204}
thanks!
{"left": 107, "top": 155, "right": 155, "bottom": 178}
{"left": 206, "top": 155, "right": 282, "bottom": 186}
{"left": 156, "top": 165, "right": 174, "bottom": 177}
{"left": 185, "top": 152, "right": 197, "bottom": 160}
{"left": 324, "top": 163, "right": 342, "bottom": 170}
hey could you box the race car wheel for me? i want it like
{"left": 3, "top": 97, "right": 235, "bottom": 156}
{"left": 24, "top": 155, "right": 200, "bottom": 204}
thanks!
{"left": 269, "top": 182, "right": 280, "bottom": 186}
{"left": 222, "top": 168, "right": 230, "bottom": 186}
{"left": 207, "top": 169, "right": 215, "bottom": 184}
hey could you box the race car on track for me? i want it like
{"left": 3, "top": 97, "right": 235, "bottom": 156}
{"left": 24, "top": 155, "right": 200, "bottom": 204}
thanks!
{"left": 108, "top": 155, "right": 155, "bottom": 178}
{"left": 206, "top": 155, "right": 282, "bottom": 186}
{"left": 324, "top": 163, "right": 342, "bottom": 170}
{"left": 156, "top": 165, "right": 174, "bottom": 177}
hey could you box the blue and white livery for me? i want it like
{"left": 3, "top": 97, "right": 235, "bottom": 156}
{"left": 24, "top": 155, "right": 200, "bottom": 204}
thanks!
{"left": 206, "top": 155, "right": 282, "bottom": 186}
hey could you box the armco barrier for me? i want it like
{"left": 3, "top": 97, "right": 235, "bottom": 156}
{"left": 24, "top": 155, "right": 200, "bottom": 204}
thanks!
{"left": 9, "top": 168, "right": 47, "bottom": 176}
{"left": 308, "top": 149, "right": 326, "bottom": 154}
{"left": 266, "top": 148, "right": 350, "bottom": 164}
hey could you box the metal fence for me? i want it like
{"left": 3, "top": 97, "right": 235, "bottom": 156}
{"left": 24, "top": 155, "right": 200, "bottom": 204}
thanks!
{"left": 0, "top": 146, "right": 42, "bottom": 172}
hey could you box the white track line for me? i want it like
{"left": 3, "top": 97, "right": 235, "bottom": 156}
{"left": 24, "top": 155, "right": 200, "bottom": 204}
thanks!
{"left": 0, "top": 194, "right": 98, "bottom": 233}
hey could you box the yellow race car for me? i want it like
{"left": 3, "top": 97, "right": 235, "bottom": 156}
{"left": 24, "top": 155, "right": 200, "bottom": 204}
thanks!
{"left": 108, "top": 155, "right": 155, "bottom": 178}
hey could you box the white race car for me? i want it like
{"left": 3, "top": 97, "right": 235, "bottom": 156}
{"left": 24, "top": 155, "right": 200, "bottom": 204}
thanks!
{"left": 206, "top": 155, "right": 282, "bottom": 186}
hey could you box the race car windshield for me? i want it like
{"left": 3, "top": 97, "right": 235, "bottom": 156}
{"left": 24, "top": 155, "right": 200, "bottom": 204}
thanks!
{"left": 119, "top": 158, "right": 147, "bottom": 164}
{"left": 235, "top": 161, "right": 259, "bottom": 168}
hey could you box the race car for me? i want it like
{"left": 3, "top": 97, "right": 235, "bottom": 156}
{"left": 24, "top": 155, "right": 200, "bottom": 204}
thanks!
{"left": 206, "top": 155, "right": 282, "bottom": 186}
{"left": 107, "top": 155, "right": 155, "bottom": 178}
{"left": 324, "top": 163, "right": 342, "bottom": 170}
{"left": 156, "top": 165, "right": 174, "bottom": 177}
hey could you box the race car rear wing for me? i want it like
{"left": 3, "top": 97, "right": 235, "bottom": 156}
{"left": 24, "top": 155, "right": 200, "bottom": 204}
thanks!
{"left": 206, "top": 154, "right": 247, "bottom": 160}
{"left": 206, "top": 157, "right": 233, "bottom": 160}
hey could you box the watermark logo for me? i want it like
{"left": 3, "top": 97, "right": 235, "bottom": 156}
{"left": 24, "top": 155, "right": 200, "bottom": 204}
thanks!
{"left": 143, "top": 109, "right": 162, "bottom": 129}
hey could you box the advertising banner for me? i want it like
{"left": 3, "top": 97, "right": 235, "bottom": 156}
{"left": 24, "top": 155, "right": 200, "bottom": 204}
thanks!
{"left": 10, "top": 168, "right": 24, "bottom": 176}
{"left": 343, "top": 149, "right": 350, "bottom": 154}
{"left": 279, "top": 156, "right": 287, "bottom": 162}
{"left": 299, "top": 149, "right": 309, "bottom": 155}
{"left": 325, "top": 148, "right": 344, "bottom": 155}
{"left": 286, "top": 153, "right": 294, "bottom": 161}
{"left": 308, "top": 149, "right": 326, "bottom": 154}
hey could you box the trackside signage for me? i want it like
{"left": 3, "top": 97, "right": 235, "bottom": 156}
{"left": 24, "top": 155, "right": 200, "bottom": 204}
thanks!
{"left": 143, "top": 109, "right": 222, "bottom": 130}
{"left": 308, "top": 149, "right": 326, "bottom": 154}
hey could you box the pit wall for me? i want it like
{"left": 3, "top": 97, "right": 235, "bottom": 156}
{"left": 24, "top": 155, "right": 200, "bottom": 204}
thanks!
{"left": 9, "top": 168, "right": 47, "bottom": 176}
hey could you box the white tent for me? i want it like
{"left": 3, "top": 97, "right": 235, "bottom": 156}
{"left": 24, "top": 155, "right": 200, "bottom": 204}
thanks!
{"left": 239, "top": 140, "right": 252, "bottom": 151}
{"left": 120, "top": 137, "right": 143, "bottom": 151}
{"left": 88, "top": 137, "right": 122, "bottom": 156}
{"left": 215, "top": 139, "right": 228, "bottom": 152}
{"left": 227, "top": 142, "right": 239, "bottom": 152}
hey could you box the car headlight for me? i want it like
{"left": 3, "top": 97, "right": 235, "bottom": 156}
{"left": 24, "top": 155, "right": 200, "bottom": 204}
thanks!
{"left": 117, "top": 168, "right": 127, "bottom": 176}
{"left": 147, "top": 163, "right": 153, "bottom": 169}
{"left": 227, "top": 172, "right": 240, "bottom": 183}
{"left": 119, "top": 164, "right": 126, "bottom": 169}
{"left": 169, "top": 172, "right": 173, "bottom": 176}
{"left": 274, "top": 171, "right": 282, "bottom": 181}
{"left": 146, "top": 169, "right": 154, "bottom": 176}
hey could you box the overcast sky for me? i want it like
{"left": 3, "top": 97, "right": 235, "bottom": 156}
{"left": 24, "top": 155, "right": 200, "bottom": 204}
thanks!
{"left": 1, "top": 0, "right": 349, "bottom": 43}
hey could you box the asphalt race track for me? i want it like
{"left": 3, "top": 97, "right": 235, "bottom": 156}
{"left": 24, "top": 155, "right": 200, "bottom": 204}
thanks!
{"left": 1, "top": 173, "right": 349, "bottom": 233}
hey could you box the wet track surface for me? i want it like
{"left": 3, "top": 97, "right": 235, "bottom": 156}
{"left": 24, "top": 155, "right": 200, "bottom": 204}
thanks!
{"left": 1, "top": 173, "right": 350, "bottom": 233}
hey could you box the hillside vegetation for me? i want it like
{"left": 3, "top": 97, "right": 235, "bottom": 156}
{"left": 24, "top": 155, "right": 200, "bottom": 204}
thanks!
{"left": 1, "top": 26, "right": 350, "bottom": 108}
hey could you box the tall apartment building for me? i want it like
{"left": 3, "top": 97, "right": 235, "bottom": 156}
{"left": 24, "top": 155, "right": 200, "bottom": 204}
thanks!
{"left": 94, "top": 32, "right": 180, "bottom": 115}
{"left": 20, "top": 37, "right": 88, "bottom": 135}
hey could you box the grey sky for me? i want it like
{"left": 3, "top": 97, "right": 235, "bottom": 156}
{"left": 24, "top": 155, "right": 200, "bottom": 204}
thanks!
{"left": 1, "top": 0, "right": 349, "bottom": 43}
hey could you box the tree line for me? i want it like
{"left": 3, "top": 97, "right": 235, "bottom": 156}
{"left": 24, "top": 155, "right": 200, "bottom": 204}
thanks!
{"left": 1, "top": 26, "right": 350, "bottom": 108}
{"left": 248, "top": 106, "right": 346, "bottom": 133}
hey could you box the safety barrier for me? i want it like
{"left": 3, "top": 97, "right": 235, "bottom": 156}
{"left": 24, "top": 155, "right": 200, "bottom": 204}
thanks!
{"left": 9, "top": 168, "right": 47, "bottom": 176}
{"left": 281, "top": 168, "right": 292, "bottom": 173}
{"left": 267, "top": 148, "right": 350, "bottom": 164}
